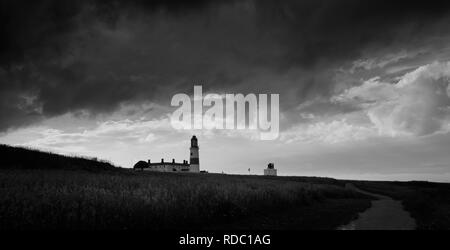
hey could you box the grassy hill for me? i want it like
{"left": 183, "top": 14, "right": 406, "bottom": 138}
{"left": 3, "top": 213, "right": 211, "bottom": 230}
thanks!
{"left": 0, "top": 144, "right": 373, "bottom": 230}
{"left": 0, "top": 169, "right": 376, "bottom": 230}
{"left": 0, "top": 144, "right": 117, "bottom": 171}
{"left": 0, "top": 145, "right": 449, "bottom": 230}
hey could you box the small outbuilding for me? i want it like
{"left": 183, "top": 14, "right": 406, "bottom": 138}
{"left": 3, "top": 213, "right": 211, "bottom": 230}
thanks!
{"left": 264, "top": 163, "right": 277, "bottom": 176}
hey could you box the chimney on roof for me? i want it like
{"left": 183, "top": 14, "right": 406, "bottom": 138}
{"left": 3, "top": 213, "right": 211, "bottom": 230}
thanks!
{"left": 172, "top": 159, "right": 175, "bottom": 163}
{"left": 148, "top": 159, "right": 151, "bottom": 164}
{"left": 161, "top": 158, "right": 164, "bottom": 163}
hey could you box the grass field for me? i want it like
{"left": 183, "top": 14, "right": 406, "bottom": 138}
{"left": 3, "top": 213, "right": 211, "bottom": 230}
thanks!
{"left": 351, "top": 180, "right": 450, "bottom": 230}
{"left": 2, "top": 144, "right": 449, "bottom": 230}
{"left": 0, "top": 169, "right": 372, "bottom": 230}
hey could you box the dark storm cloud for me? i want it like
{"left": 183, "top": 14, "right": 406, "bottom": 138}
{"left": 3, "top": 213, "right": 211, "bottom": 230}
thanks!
{"left": 1, "top": 0, "right": 450, "bottom": 131}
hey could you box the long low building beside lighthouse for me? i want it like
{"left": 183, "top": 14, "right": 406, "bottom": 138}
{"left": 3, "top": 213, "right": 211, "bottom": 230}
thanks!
{"left": 133, "top": 135, "right": 200, "bottom": 173}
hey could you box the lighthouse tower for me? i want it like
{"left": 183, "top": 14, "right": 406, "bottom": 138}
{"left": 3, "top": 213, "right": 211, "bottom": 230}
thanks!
{"left": 189, "top": 135, "right": 200, "bottom": 172}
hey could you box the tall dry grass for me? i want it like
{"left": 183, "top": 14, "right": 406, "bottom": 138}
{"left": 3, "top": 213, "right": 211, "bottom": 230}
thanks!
{"left": 0, "top": 170, "right": 365, "bottom": 230}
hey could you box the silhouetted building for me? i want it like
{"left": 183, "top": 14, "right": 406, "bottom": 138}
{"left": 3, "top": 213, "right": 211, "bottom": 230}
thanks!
{"left": 133, "top": 135, "right": 200, "bottom": 173}
{"left": 264, "top": 163, "right": 277, "bottom": 176}
{"left": 189, "top": 135, "right": 200, "bottom": 172}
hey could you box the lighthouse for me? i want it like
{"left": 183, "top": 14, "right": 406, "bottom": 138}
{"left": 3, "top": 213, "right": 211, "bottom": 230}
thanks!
{"left": 189, "top": 135, "right": 200, "bottom": 172}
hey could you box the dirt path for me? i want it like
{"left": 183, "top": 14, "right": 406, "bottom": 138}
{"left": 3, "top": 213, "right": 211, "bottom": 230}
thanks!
{"left": 338, "top": 184, "right": 416, "bottom": 230}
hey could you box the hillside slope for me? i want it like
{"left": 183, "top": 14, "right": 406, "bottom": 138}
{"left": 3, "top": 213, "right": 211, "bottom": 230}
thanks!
{"left": 0, "top": 144, "right": 117, "bottom": 171}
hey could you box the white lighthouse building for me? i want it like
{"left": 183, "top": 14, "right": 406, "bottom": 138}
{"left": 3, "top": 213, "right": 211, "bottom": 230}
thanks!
{"left": 189, "top": 135, "right": 200, "bottom": 173}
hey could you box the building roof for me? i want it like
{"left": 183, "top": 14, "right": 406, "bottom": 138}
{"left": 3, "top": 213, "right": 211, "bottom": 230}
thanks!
{"left": 148, "top": 162, "right": 189, "bottom": 166}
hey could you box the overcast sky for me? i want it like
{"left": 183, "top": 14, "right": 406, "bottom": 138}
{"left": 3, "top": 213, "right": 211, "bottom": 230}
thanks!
{"left": 1, "top": 0, "right": 450, "bottom": 181}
